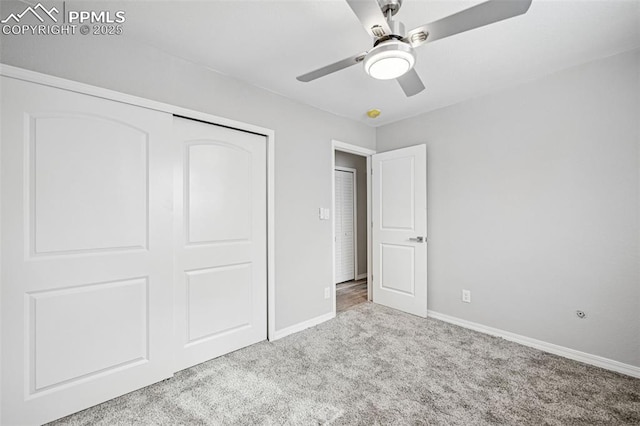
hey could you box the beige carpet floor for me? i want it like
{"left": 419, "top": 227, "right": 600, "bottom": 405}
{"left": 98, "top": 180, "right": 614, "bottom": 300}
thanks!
{"left": 51, "top": 303, "right": 640, "bottom": 425}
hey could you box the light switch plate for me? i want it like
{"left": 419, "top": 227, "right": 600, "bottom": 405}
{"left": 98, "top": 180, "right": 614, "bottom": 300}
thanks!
{"left": 319, "top": 208, "right": 330, "bottom": 220}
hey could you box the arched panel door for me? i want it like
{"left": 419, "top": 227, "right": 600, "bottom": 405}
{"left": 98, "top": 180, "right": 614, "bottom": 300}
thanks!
{"left": 172, "top": 117, "right": 267, "bottom": 371}
{"left": 1, "top": 77, "right": 174, "bottom": 425}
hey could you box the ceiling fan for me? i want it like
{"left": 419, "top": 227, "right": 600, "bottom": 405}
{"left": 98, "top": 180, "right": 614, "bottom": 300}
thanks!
{"left": 296, "top": 0, "right": 532, "bottom": 97}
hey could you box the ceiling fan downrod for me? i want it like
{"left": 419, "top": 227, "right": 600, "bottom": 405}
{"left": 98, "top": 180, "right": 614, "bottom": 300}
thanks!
{"left": 381, "top": 0, "right": 404, "bottom": 39}
{"left": 371, "top": 0, "right": 404, "bottom": 38}
{"left": 379, "top": 0, "right": 403, "bottom": 17}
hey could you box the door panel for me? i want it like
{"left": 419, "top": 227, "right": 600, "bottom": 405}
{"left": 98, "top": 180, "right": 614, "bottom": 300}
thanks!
{"left": 380, "top": 156, "right": 415, "bottom": 230}
{"left": 380, "top": 244, "right": 415, "bottom": 295}
{"left": 187, "top": 143, "right": 252, "bottom": 243}
{"left": 32, "top": 115, "right": 147, "bottom": 254}
{"left": 31, "top": 278, "right": 148, "bottom": 391}
{"left": 372, "top": 145, "right": 427, "bottom": 317}
{"left": 173, "top": 117, "right": 267, "bottom": 371}
{"left": 186, "top": 264, "right": 252, "bottom": 342}
{"left": 1, "top": 77, "right": 174, "bottom": 425}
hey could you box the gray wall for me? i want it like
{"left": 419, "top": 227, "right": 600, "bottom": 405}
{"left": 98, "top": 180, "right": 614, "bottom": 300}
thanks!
{"left": 335, "top": 151, "right": 367, "bottom": 277}
{"left": 377, "top": 49, "right": 640, "bottom": 367}
{"left": 0, "top": 34, "right": 376, "bottom": 332}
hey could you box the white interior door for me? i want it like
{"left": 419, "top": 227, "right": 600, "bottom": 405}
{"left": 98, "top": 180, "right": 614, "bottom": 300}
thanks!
{"left": 372, "top": 145, "right": 427, "bottom": 317}
{"left": 334, "top": 169, "right": 356, "bottom": 283}
{"left": 173, "top": 117, "right": 267, "bottom": 371}
{"left": 1, "top": 77, "right": 175, "bottom": 424}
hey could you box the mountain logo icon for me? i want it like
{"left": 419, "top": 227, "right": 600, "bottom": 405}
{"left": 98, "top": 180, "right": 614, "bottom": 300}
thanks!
{"left": 1, "top": 3, "right": 59, "bottom": 24}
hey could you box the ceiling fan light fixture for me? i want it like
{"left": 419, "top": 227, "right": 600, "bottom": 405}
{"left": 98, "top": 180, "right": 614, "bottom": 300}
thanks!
{"left": 363, "top": 40, "right": 416, "bottom": 80}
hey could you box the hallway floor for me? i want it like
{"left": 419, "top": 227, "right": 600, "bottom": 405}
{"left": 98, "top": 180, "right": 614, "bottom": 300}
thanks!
{"left": 336, "top": 278, "right": 367, "bottom": 313}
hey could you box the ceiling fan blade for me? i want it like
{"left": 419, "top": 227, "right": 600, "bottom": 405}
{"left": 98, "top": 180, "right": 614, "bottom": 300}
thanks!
{"left": 397, "top": 69, "right": 425, "bottom": 97}
{"left": 296, "top": 52, "right": 367, "bottom": 82}
{"left": 405, "top": 0, "right": 532, "bottom": 48}
{"left": 345, "top": 0, "right": 393, "bottom": 38}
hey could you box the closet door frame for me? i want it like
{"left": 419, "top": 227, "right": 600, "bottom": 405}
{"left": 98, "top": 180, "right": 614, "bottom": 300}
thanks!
{"left": 0, "top": 64, "right": 277, "bottom": 344}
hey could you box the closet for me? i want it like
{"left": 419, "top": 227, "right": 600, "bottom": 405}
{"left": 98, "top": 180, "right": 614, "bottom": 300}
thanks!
{"left": 334, "top": 168, "right": 356, "bottom": 283}
{"left": 0, "top": 75, "right": 267, "bottom": 424}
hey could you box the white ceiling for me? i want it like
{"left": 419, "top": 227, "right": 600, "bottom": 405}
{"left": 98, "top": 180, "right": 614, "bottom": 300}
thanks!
{"left": 121, "top": 0, "right": 640, "bottom": 127}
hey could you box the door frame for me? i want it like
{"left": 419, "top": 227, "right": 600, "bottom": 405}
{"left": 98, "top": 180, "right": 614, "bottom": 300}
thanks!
{"left": 0, "top": 64, "right": 278, "bottom": 342}
{"left": 331, "top": 140, "right": 376, "bottom": 315}
{"left": 334, "top": 166, "right": 357, "bottom": 283}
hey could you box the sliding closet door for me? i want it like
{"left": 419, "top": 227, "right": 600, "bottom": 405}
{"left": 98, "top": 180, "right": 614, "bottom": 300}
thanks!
{"left": 173, "top": 117, "right": 267, "bottom": 371}
{"left": 1, "top": 77, "right": 175, "bottom": 425}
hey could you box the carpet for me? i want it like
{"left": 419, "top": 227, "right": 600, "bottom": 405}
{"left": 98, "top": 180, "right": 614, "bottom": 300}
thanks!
{"left": 51, "top": 302, "right": 640, "bottom": 425}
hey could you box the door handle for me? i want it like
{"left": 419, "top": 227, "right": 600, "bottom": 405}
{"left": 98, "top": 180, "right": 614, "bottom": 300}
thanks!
{"left": 409, "top": 236, "right": 424, "bottom": 243}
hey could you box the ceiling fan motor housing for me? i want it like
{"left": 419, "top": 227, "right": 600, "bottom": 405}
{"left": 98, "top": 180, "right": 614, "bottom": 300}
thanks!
{"left": 372, "top": 20, "right": 405, "bottom": 46}
{"left": 388, "top": 19, "right": 405, "bottom": 38}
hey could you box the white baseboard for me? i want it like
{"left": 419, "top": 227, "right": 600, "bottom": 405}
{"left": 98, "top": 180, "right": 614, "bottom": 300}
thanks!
{"left": 271, "top": 311, "right": 335, "bottom": 341}
{"left": 428, "top": 310, "right": 640, "bottom": 379}
{"left": 356, "top": 273, "right": 367, "bottom": 280}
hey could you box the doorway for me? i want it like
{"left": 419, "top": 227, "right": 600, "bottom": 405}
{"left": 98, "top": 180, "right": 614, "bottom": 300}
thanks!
{"left": 332, "top": 140, "right": 375, "bottom": 314}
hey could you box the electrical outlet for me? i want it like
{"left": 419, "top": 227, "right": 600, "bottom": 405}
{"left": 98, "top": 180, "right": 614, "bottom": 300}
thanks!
{"left": 324, "top": 287, "right": 331, "bottom": 299}
{"left": 462, "top": 289, "right": 471, "bottom": 303}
